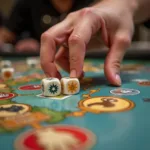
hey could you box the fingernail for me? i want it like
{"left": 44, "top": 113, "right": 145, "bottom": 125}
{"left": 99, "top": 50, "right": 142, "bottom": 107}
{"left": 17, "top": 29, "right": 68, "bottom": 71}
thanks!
{"left": 70, "top": 69, "right": 77, "bottom": 78}
{"left": 115, "top": 74, "right": 122, "bottom": 86}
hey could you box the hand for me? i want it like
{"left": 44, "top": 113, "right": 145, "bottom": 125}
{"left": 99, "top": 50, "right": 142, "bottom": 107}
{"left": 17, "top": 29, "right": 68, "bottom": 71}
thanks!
{"left": 15, "top": 38, "right": 40, "bottom": 53}
{"left": 40, "top": 0, "right": 136, "bottom": 86}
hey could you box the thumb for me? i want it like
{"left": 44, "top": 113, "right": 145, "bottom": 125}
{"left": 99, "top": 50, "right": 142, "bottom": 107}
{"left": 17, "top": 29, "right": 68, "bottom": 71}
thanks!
{"left": 104, "top": 32, "right": 131, "bottom": 86}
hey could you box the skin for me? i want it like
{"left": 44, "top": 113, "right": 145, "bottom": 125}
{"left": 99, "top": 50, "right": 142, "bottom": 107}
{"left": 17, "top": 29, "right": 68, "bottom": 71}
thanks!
{"left": 40, "top": 0, "right": 134, "bottom": 86}
{"left": 40, "top": 0, "right": 150, "bottom": 86}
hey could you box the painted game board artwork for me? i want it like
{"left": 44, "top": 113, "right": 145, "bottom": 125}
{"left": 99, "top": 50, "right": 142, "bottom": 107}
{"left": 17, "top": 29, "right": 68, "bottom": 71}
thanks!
{"left": 0, "top": 57, "right": 150, "bottom": 150}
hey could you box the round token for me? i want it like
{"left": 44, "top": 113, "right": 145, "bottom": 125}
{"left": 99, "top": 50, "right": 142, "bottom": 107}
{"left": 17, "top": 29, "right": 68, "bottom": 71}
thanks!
{"left": 19, "top": 85, "right": 41, "bottom": 90}
{"left": 0, "top": 104, "right": 31, "bottom": 118}
{"left": 14, "top": 125, "right": 96, "bottom": 150}
{"left": 78, "top": 96, "right": 135, "bottom": 114}
{"left": 110, "top": 88, "right": 140, "bottom": 96}
{"left": 138, "top": 81, "right": 150, "bottom": 86}
{"left": 0, "top": 92, "right": 16, "bottom": 100}
{"left": 132, "top": 79, "right": 149, "bottom": 83}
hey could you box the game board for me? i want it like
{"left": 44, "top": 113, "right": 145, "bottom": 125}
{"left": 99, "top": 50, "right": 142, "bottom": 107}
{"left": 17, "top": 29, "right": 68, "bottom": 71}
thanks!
{"left": 0, "top": 57, "right": 150, "bottom": 150}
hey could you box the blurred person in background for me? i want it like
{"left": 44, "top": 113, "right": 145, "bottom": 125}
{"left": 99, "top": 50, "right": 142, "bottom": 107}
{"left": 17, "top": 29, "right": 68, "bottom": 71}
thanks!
{"left": 0, "top": 11, "right": 4, "bottom": 47}
{"left": 0, "top": 11, "right": 7, "bottom": 50}
{"left": 0, "top": 0, "right": 94, "bottom": 53}
{"left": 0, "top": 11, "right": 3, "bottom": 27}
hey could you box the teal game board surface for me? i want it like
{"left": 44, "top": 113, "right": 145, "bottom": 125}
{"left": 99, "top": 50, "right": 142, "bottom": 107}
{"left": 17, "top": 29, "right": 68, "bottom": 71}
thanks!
{"left": 0, "top": 57, "right": 150, "bottom": 150}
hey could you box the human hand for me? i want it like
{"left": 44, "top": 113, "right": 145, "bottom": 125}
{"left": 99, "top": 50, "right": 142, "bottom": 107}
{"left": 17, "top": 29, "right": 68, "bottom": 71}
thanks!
{"left": 15, "top": 38, "right": 40, "bottom": 53}
{"left": 40, "top": 0, "right": 136, "bottom": 86}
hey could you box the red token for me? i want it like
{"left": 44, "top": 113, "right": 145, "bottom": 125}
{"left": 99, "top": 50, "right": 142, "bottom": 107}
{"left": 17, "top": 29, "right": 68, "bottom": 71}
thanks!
{"left": 0, "top": 93, "right": 16, "bottom": 100}
{"left": 19, "top": 85, "right": 41, "bottom": 91}
{"left": 15, "top": 125, "right": 96, "bottom": 150}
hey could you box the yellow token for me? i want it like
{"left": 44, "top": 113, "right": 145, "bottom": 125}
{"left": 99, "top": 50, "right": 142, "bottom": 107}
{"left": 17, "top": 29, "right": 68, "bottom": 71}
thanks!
{"left": 78, "top": 96, "right": 135, "bottom": 114}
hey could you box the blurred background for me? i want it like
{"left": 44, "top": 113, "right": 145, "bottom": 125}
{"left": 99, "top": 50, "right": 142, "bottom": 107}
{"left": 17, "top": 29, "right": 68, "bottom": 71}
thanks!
{"left": 0, "top": 0, "right": 150, "bottom": 56}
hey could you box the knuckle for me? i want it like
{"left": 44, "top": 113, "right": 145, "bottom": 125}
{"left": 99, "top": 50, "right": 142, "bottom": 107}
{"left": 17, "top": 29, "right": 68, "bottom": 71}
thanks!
{"left": 41, "top": 32, "right": 52, "bottom": 42}
{"left": 67, "top": 8, "right": 93, "bottom": 20}
{"left": 69, "top": 35, "right": 81, "bottom": 45}
{"left": 80, "top": 8, "right": 93, "bottom": 16}
{"left": 116, "top": 35, "right": 131, "bottom": 47}
{"left": 112, "top": 60, "right": 121, "bottom": 69}
{"left": 105, "top": 59, "right": 121, "bottom": 70}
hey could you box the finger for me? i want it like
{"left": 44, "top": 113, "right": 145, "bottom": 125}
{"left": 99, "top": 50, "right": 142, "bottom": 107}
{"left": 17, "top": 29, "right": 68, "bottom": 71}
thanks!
{"left": 68, "top": 18, "right": 95, "bottom": 78}
{"left": 104, "top": 32, "right": 131, "bottom": 86}
{"left": 40, "top": 20, "right": 72, "bottom": 78}
{"left": 55, "top": 46, "right": 85, "bottom": 78}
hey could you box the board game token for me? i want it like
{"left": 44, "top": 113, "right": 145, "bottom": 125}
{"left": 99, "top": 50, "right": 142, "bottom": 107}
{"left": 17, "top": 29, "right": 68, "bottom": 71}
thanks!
{"left": 36, "top": 128, "right": 79, "bottom": 150}
{"left": 78, "top": 96, "right": 135, "bottom": 114}
{"left": 0, "top": 104, "right": 31, "bottom": 118}
{"left": 132, "top": 79, "right": 149, "bottom": 82}
{"left": 138, "top": 81, "right": 150, "bottom": 86}
{"left": 19, "top": 84, "right": 41, "bottom": 90}
{"left": 0, "top": 92, "right": 16, "bottom": 100}
{"left": 14, "top": 125, "right": 96, "bottom": 150}
{"left": 110, "top": 88, "right": 140, "bottom": 96}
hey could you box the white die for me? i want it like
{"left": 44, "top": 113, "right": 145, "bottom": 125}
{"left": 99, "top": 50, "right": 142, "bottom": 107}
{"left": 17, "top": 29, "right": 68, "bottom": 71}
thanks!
{"left": 26, "top": 57, "right": 39, "bottom": 68}
{"left": 61, "top": 77, "right": 80, "bottom": 95}
{"left": 1, "top": 68, "right": 14, "bottom": 80}
{"left": 0, "top": 60, "right": 12, "bottom": 68}
{"left": 41, "top": 78, "right": 61, "bottom": 97}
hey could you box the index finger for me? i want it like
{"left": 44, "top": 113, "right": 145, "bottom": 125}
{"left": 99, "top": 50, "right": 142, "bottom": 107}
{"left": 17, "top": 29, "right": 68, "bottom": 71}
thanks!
{"left": 40, "top": 20, "right": 72, "bottom": 78}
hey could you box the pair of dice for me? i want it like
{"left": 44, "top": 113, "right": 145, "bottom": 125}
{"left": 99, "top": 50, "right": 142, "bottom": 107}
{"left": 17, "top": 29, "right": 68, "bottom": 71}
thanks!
{"left": 41, "top": 77, "right": 80, "bottom": 96}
